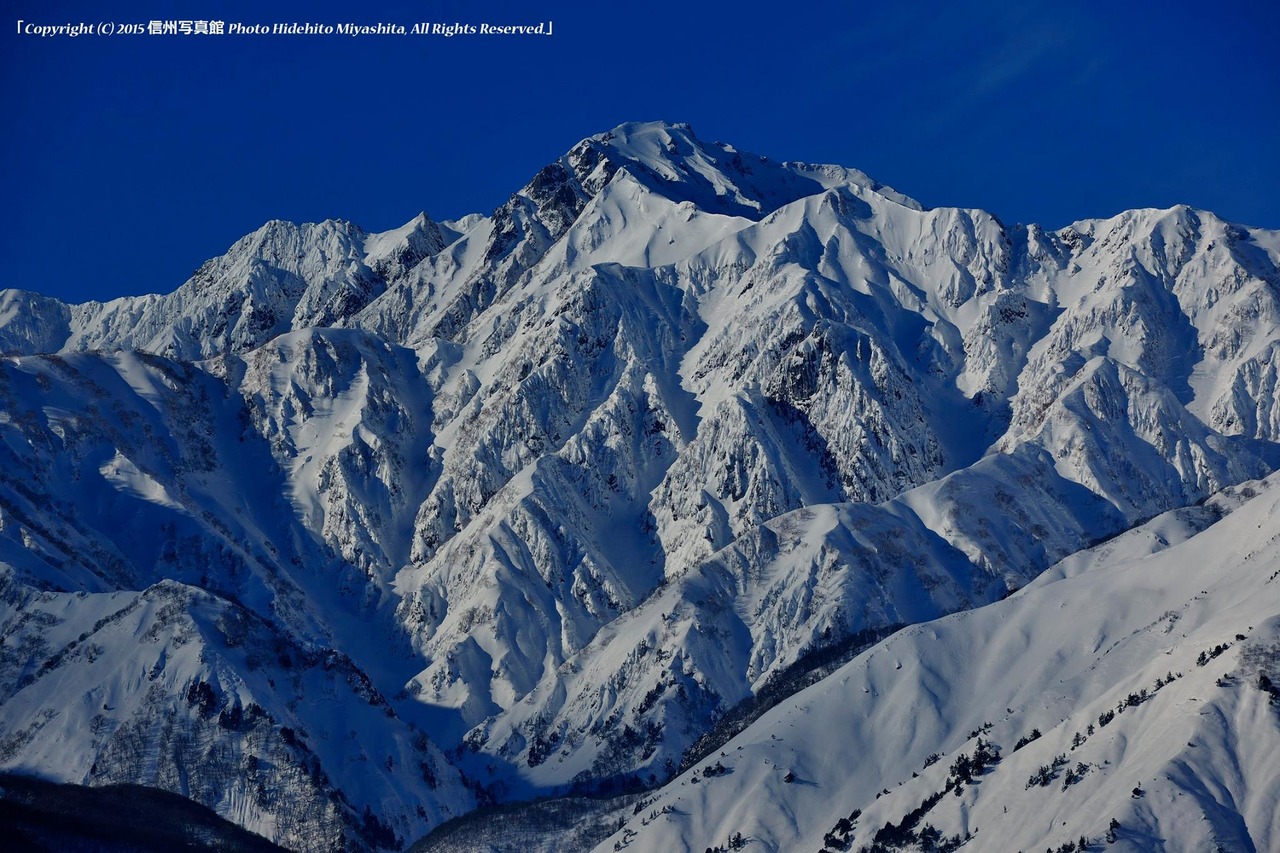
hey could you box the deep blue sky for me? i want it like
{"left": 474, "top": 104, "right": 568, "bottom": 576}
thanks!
{"left": 3, "top": 0, "right": 1278, "bottom": 304}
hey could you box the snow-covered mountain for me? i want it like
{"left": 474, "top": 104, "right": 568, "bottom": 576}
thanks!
{"left": 0, "top": 575, "right": 470, "bottom": 851}
{"left": 1, "top": 120, "right": 1278, "bottom": 850}
{"left": 573, "top": 472, "right": 1280, "bottom": 853}
{"left": 6, "top": 216, "right": 446, "bottom": 361}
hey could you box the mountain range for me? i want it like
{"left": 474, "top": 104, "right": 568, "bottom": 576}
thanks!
{"left": 1, "top": 121, "right": 1278, "bottom": 852}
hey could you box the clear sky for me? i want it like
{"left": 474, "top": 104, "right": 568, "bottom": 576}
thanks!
{"left": 3, "top": 0, "right": 1278, "bottom": 304}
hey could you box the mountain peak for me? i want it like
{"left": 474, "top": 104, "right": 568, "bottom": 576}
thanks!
{"left": 560, "top": 120, "right": 827, "bottom": 220}
{"left": 575, "top": 120, "right": 922, "bottom": 220}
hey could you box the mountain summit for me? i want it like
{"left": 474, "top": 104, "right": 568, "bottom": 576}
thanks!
{"left": 1, "top": 122, "right": 1279, "bottom": 851}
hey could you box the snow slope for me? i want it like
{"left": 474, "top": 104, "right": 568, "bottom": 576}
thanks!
{"left": 590, "top": 473, "right": 1280, "bottom": 853}
{"left": 0, "top": 575, "right": 473, "bottom": 852}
